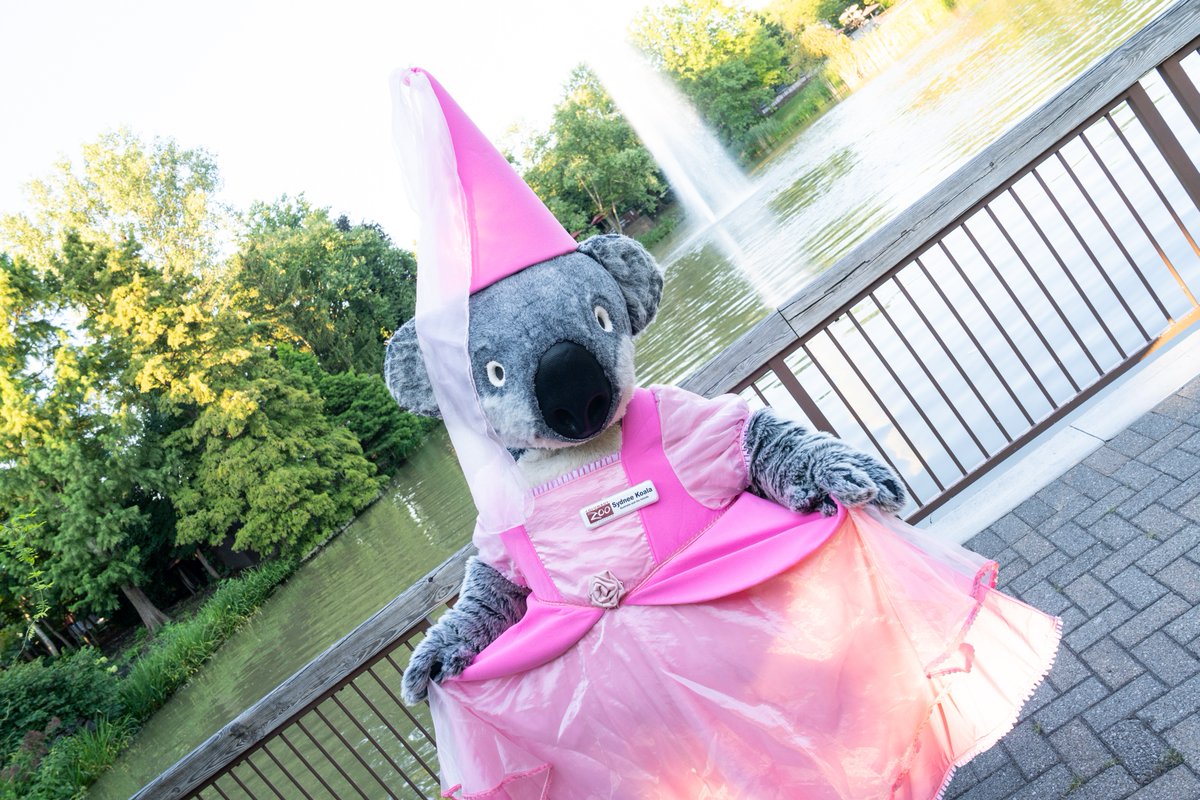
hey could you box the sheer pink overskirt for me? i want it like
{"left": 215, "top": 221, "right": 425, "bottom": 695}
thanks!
{"left": 430, "top": 508, "right": 1060, "bottom": 799}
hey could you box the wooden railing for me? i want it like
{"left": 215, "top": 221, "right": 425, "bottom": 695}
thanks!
{"left": 135, "top": 4, "right": 1200, "bottom": 797}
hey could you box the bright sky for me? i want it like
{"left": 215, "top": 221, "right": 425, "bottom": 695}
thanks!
{"left": 0, "top": 0, "right": 655, "bottom": 249}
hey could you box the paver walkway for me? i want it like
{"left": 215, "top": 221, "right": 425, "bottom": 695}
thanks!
{"left": 944, "top": 376, "right": 1200, "bottom": 799}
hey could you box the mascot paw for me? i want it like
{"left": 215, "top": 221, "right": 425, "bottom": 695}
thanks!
{"left": 815, "top": 452, "right": 907, "bottom": 514}
{"left": 400, "top": 627, "right": 477, "bottom": 705}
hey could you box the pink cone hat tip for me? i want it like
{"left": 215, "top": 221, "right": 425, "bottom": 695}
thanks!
{"left": 407, "top": 67, "right": 578, "bottom": 293}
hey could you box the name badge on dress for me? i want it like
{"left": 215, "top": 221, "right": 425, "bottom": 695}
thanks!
{"left": 580, "top": 480, "right": 658, "bottom": 529}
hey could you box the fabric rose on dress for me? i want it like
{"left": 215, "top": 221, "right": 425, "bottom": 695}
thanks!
{"left": 589, "top": 570, "right": 625, "bottom": 609}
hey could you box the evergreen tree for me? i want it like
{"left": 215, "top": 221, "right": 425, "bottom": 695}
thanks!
{"left": 520, "top": 66, "right": 665, "bottom": 235}
{"left": 172, "top": 354, "right": 381, "bottom": 555}
{"left": 631, "top": 0, "right": 791, "bottom": 151}
{"left": 229, "top": 197, "right": 417, "bottom": 376}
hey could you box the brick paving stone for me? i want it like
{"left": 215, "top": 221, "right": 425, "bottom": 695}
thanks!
{"left": 1047, "top": 645, "right": 1090, "bottom": 692}
{"left": 1129, "top": 765, "right": 1200, "bottom": 799}
{"left": 1138, "top": 424, "right": 1199, "bottom": 466}
{"left": 1083, "top": 673, "right": 1167, "bottom": 731}
{"left": 1162, "top": 714, "right": 1200, "bottom": 767}
{"left": 1074, "top": 486, "right": 1135, "bottom": 527}
{"left": 1010, "top": 552, "right": 1071, "bottom": 595}
{"left": 1160, "top": 472, "right": 1200, "bottom": 507}
{"left": 1012, "top": 532, "right": 1057, "bottom": 564}
{"left": 956, "top": 764, "right": 1026, "bottom": 800}
{"left": 1001, "top": 721, "right": 1059, "bottom": 780}
{"left": 1046, "top": 521, "right": 1098, "bottom": 557}
{"left": 969, "top": 740, "right": 1016, "bottom": 779}
{"left": 1137, "top": 673, "right": 1200, "bottom": 732}
{"left": 1064, "top": 574, "right": 1117, "bottom": 615}
{"left": 1131, "top": 631, "right": 1200, "bottom": 686}
{"left": 1179, "top": 494, "right": 1200, "bottom": 524}
{"left": 1113, "top": 459, "right": 1162, "bottom": 491}
{"left": 1084, "top": 446, "right": 1131, "bottom": 476}
{"left": 1092, "top": 537, "right": 1155, "bottom": 582}
{"left": 1081, "top": 636, "right": 1144, "bottom": 689}
{"left": 1130, "top": 411, "right": 1181, "bottom": 441}
{"left": 1065, "top": 600, "right": 1135, "bottom": 651}
{"left": 1056, "top": 605, "right": 1087, "bottom": 640}
{"left": 968, "top": 529, "right": 1006, "bottom": 559}
{"left": 997, "top": 552, "right": 1032, "bottom": 587}
{"left": 1108, "top": 429, "right": 1156, "bottom": 458}
{"left": 1112, "top": 593, "right": 1191, "bottom": 648}
{"left": 1012, "top": 495, "right": 1056, "bottom": 526}
{"left": 1035, "top": 480, "right": 1088, "bottom": 512}
{"left": 936, "top": 382, "right": 1200, "bottom": 799}
{"left": 1107, "top": 567, "right": 1169, "bottom": 610}
{"left": 1048, "top": 543, "right": 1112, "bottom": 587}
{"left": 1049, "top": 719, "right": 1117, "bottom": 779}
{"left": 1135, "top": 526, "right": 1200, "bottom": 574}
{"left": 1154, "top": 392, "right": 1200, "bottom": 421}
{"left": 1154, "top": 449, "right": 1200, "bottom": 481}
{"left": 1100, "top": 719, "right": 1170, "bottom": 784}
{"left": 1130, "top": 505, "right": 1188, "bottom": 539}
{"left": 1063, "top": 463, "right": 1122, "bottom": 500}
{"left": 992, "top": 514, "right": 1035, "bottom": 544}
{"left": 1164, "top": 602, "right": 1200, "bottom": 645}
{"left": 1022, "top": 678, "right": 1061, "bottom": 717}
{"left": 1011, "top": 764, "right": 1073, "bottom": 798}
{"left": 1020, "top": 581, "right": 1072, "bottom": 616}
{"left": 1119, "top": 475, "right": 1183, "bottom": 519}
{"left": 1066, "top": 765, "right": 1139, "bottom": 800}
{"left": 1154, "top": 558, "right": 1200, "bottom": 603}
{"left": 1092, "top": 513, "right": 1148, "bottom": 548}
{"left": 1034, "top": 677, "right": 1107, "bottom": 732}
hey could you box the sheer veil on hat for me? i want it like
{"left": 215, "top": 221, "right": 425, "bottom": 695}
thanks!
{"left": 390, "top": 68, "right": 577, "bottom": 535}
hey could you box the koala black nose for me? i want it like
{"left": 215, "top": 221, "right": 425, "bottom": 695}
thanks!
{"left": 535, "top": 341, "right": 613, "bottom": 440}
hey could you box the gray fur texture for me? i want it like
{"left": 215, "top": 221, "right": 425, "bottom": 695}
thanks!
{"left": 401, "top": 557, "right": 530, "bottom": 705}
{"left": 384, "top": 321, "right": 440, "bottom": 418}
{"left": 743, "top": 408, "right": 907, "bottom": 516}
{"left": 384, "top": 241, "right": 651, "bottom": 449}
{"left": 577, "top": 234, "right": 664, "bottom": 336}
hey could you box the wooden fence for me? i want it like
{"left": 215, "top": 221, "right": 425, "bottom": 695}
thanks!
{"left": 135, "top": 4, "right": 1200, "bottom": 797}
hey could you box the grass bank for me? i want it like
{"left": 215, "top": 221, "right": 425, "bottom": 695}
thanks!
{"left": 740, "top": 74, "right": 840, "bottom": 166}
{"left": 0, "top": 559, "right": 293, "bottom": 800}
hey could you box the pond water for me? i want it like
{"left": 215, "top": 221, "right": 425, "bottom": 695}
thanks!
{"left": 89, "top": 0, "right": 1182, "bottom": 795}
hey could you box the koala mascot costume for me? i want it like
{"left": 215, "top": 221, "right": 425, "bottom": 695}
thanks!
{"left": 387, "top": 68, "right": 1060, "bottom": 799}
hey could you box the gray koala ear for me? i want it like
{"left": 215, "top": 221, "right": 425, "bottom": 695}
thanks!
{"left": 384, "top": 319, "right": 442, "bottom": 418}
{"left": 577, "top": 234, "right": 664, "bottom": 336}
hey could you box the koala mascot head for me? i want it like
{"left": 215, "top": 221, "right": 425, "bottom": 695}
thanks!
{"left": 384, "top": 234, "right": 663, "bottom": 452}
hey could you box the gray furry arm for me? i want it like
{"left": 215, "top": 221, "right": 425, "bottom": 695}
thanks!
{"left": 743, "top": 407, "right": 907, "bottom": 516}
{"left": 401, "top": 556, "right": 529, "bottom": 704}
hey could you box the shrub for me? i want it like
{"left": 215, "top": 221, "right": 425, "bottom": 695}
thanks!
{"left": 119, "top": 559, "right": 292, "bottom": 720}
{"left": 0, "top": 649, "right": 120, "bottom": 763}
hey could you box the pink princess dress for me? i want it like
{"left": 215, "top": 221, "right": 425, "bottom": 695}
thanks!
{"left": 427, "top": 386, "right": 1062, "bottom": 799}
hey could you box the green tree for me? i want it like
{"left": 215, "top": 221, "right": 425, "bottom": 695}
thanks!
{"left": 765, "top": 0, "right": 855, "bottom": 75}
{"left": 171, "top": 353, "right": 381, "bottom": 555}
{"left": 228, "top": 197, "right": 417, "bottom": 375}
{"left": 277, "top": 344, "right": 436, "bottom": 477}
{"left": 0, "top": 241, "right": 175, "bottom": 634}
{"left": 0, "top": 516, "right": 56, "bottom": 658}
{"left": 1, "top": 128, "right": 224, "bottom": 283}
{"left": 631, "top": 0, "right": 791, "bottom": 150}
{"left": 521, "top": 67, "right": 665, "bottom": 235}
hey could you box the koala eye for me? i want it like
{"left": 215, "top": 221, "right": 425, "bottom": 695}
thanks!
{"left": 594, "top": 305, "right": 613, "bottom": 333}
{"left": 486, "top": 361, "right": 506, "bottom": 388}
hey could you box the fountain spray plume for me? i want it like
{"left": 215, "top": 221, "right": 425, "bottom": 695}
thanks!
{"left": 587, "top": 41, "right": 753, "bottom": 224}
{"left": 587, "top": 41, "right": 783, "bottom": 306}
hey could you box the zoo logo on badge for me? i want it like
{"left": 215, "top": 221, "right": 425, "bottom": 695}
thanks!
{"left": 579, "top": 481, "right": 659, "bottom": 529}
